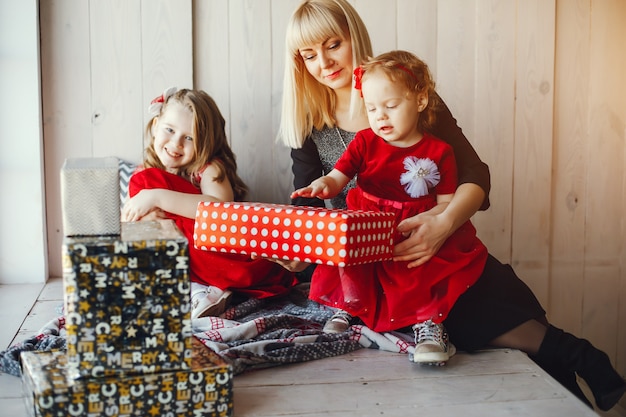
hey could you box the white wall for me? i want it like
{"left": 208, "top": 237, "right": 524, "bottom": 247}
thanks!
{"left": 0, "top": 0, "right": 47, "bottom": 284}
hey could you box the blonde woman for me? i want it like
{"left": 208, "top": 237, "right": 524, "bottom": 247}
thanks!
{"left": 277, "top": 0, "right": 625, "bottom": 410}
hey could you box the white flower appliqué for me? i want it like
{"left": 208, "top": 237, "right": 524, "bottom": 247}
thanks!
{"left": 399, "top": 156, "right": 440, "bottom": 198}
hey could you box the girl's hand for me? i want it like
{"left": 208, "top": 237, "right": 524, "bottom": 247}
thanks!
{"left": 251, "top": 255, "right": 310, "bottom": 273}
{"left": 121, "top": 189, "right": 157, "bottom": 222}
{"left": 392, "top": 210, "right": 453, "bottom": 268}
{"left": 138, "top": 208, "right": 167, "bottom": 221}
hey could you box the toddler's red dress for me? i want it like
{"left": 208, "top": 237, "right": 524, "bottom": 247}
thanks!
{"left": 309, "top": 130, "right": 488, "bottom": 332}
{"left": 129, "top": 167, "right": 297, "bottom": 299}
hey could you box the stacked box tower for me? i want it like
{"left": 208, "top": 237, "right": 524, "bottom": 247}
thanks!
{"left": 21, "top": 157, "right": 233, "bottom": 417}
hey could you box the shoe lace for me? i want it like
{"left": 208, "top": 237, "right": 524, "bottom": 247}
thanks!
{"left": 191, "top": 295, "right": 202, "bottom": 309}
{"left": 191, "top": 289, "right": 205, "bottom": 302}
{"left": 414, "top": 320, "right": 444, "bottom": 345}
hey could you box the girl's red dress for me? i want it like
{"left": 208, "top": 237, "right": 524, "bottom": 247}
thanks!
{"left": 129, "top": 167, "right": 297, "bottom": 299}
{"left": 308, "top": 130, "right": 488, "bottom": 332}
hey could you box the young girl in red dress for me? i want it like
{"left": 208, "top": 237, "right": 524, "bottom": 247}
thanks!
{"left": 122, "top": 88, "right": 297, "bottom": 320}
{"left": 291, "top": 50, "right": 488, "bottom": 365}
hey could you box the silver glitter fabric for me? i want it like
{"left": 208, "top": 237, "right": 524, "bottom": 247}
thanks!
{"left": 311, "top": 126, "right": 358, "bottom": 209}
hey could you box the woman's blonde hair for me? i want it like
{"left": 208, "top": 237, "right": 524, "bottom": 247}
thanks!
{"left": 360, "top": 50, "right": 440, "bottom": 132}
{"left": 144, "top": 89, "right": 249, "bottom": 201}
{"left": 278, "top": 0, "right": 372, "bottom": 148}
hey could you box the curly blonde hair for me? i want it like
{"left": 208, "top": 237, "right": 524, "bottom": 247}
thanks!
{"left": 360, "top": 50, "right": 440, "bottom": 132}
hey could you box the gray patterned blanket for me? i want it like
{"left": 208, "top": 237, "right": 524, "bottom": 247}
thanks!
{"left": 0, "top": 284, "right": 416, "bottom": 377}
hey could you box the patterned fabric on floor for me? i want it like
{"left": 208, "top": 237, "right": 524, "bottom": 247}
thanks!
{"left": 0, "top": 284, "right": 417, "bottom": 377}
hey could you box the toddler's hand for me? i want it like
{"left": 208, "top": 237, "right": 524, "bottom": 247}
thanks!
{"left": 290, "top": 186, "right": 317, "bottom": 199}
{"left": 290, "top": 180, "right": 332, "bottom": 199}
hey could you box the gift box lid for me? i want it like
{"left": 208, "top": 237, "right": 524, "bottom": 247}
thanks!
{"left": 61, "top": 156, "right": 121, "bottom": 237}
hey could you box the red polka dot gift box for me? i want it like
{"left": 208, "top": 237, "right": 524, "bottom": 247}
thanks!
{"left": 193, "top": 202, "right": 395, "bottom": 267}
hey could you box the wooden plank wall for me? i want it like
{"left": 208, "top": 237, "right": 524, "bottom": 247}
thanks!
{"left": 40, "top": 0, "right": 626, "bottom": 395}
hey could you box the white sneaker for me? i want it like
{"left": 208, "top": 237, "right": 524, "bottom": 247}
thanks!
{"left": 323, "top": 309, "right": 353, "bottom": 333}
{"left": 191, "top": 283, "right": 232, "bottom": 320}
{"left": 411, "top": 320, "right": 455, "bottom": 365}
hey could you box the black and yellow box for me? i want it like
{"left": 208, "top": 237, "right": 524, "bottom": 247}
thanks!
{"left": 62, "top": 220, "right": 193, "bottom": 379}
{"left": 21, "top": 338, "right": 233, "bottom": 417}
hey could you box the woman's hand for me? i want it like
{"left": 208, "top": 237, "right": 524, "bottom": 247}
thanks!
{"left": 393, "top": 210, "right": 453, "bottom": 268}
{"left": 394, "top": 183, "right": 485, "bottom": 268}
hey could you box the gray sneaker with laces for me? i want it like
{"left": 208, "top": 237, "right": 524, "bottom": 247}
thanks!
{"left": 411, "top": 319, "right": 455, "bottom": 365}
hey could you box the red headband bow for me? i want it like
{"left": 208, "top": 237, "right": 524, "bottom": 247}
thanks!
{"left": 353, "top": 66, "right": 365, "bottom": 96}
{"left": 353, "top": 64, "right": 419, "bottom": 97}
{"left": 147, "top": 87, "right": 177, "bottom": 116}
{"left": 151, "top": 94, "right": 165, "bottom": 105}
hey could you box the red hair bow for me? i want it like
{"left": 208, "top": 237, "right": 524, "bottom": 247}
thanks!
{"left": 147, "top": 87, "right": 177, "bottom": 116}
{"left": 353, "top": 66, "right": 365, "bottom": 96}
{"left": 151, "top": 94, "right": 165, "bottom": 105}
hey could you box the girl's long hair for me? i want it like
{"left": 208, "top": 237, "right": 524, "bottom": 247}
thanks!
{"left": 144, "top": 89, "right": 249, "bottom": 201}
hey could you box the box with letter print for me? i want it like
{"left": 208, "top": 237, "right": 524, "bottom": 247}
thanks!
{"left": 62, "top": 220, "right": 193, "bottom": 379}
{"left": 194, "top": 202, "right": 395, "bottom": 267}
{"left": 21, "top": 338, "right": 233, "bottom": 417}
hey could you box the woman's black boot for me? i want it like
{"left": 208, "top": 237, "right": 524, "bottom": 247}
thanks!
{"left": 534, "top": 325, "right": 626, "bottom": 411}
{"left": 529, "top": 352, "right": 592, "bottom": 408}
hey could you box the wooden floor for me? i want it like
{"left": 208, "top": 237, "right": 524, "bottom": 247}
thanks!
{"left": 236, "top": 349, "right": 595, "bottom": 417}
{"left": 1, "top": 277, "right": 624, "bottom": 417}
